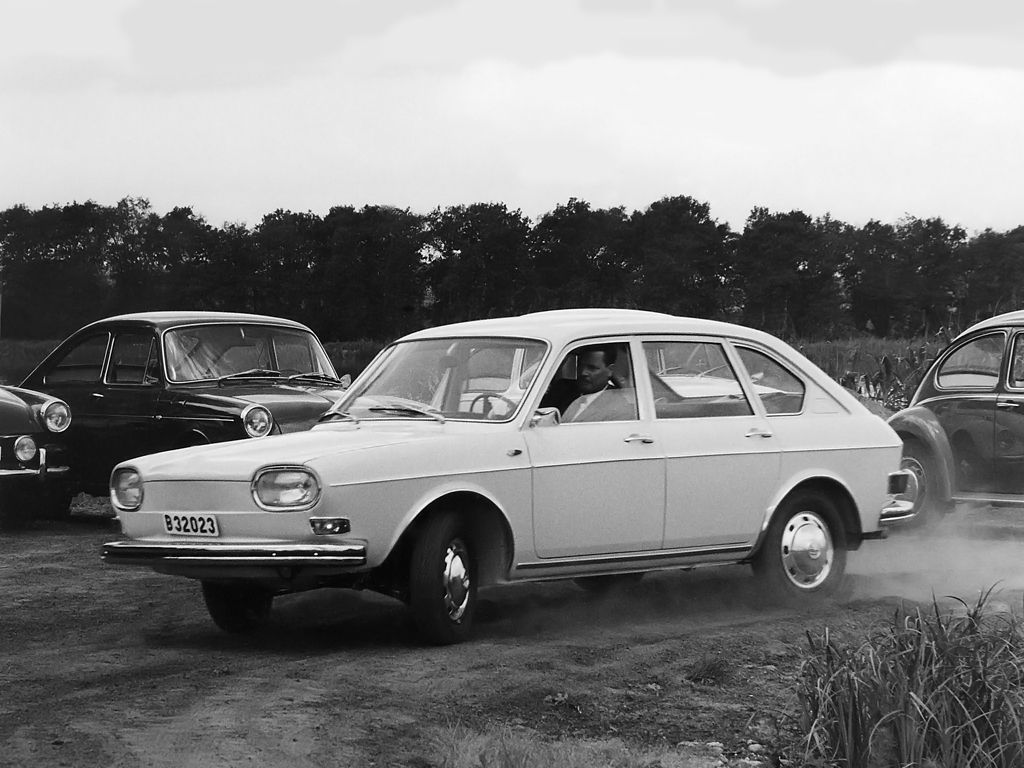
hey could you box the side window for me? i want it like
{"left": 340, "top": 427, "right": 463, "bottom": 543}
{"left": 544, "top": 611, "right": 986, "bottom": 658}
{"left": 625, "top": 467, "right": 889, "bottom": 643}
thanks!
{"left": 642, "top": 340, "right": 752, "bottom": 419}
{"left": 1009, "top": 335, "right": 1024, "bottom": 389}
{"left": 936, "top": 332, "right": 1004, "bottom": 390}
{"left": 542, "top": 342, "right": 638, "bottom": 423}
{"left": 43, "top": 334, "right": 109, "bottom": 384}
{"left": 735, "top": 347, "right": 806, "bottom": 415}
{"left": 108, "top": 333, "right": 159, "bottom": 385}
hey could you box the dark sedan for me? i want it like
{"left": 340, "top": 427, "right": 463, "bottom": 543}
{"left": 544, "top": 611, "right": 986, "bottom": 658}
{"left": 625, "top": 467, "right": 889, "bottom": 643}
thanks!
{"left": 0, "top": 385, "right": 71, "bottom": 528}
{"left": 22, "top": 311, "right": 349, "bottom": 515}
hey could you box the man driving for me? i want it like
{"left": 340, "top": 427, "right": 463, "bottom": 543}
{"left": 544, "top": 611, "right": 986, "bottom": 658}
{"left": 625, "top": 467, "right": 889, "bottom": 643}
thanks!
{"left": 562, "top": 345, "right": 636, "bottom": 422}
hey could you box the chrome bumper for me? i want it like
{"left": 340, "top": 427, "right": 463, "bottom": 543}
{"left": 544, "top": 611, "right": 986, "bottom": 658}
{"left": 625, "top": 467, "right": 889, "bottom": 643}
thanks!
{"left": 0, "top": 448, "right": 69, "bottom": 479}
{"left": 879, "top": 469, "right": 915, "bottom": 525}
{"left": 879, "top": 498, "right": 916, "bottom": 524}
{"left": 102, "top": 540, "right": 367, "bottom": 568}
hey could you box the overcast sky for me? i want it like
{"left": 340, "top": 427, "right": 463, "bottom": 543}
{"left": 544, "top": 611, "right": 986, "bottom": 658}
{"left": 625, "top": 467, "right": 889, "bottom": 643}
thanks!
{"left": 2, "top": 0, "right": 1023, "bottom": 233}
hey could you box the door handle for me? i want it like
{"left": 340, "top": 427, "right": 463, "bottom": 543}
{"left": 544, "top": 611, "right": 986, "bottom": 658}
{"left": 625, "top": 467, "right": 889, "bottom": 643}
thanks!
{"left": 997, "top": 401, "right": 1020, "bottom": 409}
{"left": 745, "top": 428, "right": 773, "bottom": 438}
{"left": 624, "top": 433, "right": 655, "bottom": 444}
{"left": 91, "top": 392, "right": 105, "bottom": 399}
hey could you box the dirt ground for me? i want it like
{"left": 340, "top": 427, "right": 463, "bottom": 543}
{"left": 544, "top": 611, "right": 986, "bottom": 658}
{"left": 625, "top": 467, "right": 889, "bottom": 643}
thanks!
{"left": 3, "top": 500, "right": 1024, "bottom": 768}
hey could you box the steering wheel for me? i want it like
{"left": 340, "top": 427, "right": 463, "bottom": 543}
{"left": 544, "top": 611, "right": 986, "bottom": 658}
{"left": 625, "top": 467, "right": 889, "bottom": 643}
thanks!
{"left": 469, "top": 393, "right": 518, "bottom": 417}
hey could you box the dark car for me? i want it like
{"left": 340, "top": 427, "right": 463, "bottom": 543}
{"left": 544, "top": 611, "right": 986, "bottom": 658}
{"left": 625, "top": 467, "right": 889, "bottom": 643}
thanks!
{"left": 0, "top": 385, "right": 71, "bottom": 529}
{"left": 22, "top": 311, "right": 349, "bottom": 515}
{"left": 888, "top": 310, "right": 1024, "bottom": 527}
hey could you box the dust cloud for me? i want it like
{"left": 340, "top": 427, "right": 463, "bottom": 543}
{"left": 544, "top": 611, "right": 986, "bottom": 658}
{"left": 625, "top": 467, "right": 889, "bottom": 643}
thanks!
{"left": 846, "top": 504, "right": 1024, "bottom": 611}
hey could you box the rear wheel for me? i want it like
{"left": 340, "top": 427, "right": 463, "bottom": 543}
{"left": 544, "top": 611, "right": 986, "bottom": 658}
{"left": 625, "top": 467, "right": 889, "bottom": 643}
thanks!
{"left": 753, "top": 490, "right": 846, "bottom": 601}
{"left": 898, "top": 439, "right": 948, "bottom": 530}
{"left": 201, "top": 582, "right": 273, "bottom": 634}
{"left": 408, "top": 511, "right": 477, "bottom": 645}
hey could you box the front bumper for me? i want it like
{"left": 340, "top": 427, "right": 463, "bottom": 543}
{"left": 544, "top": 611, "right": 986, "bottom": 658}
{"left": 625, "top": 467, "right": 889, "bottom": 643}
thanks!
{"left": 102, "top": 540, "right": 367, "bottom": 568}
{"left": 0, "top": 447, "right": 70, "bottom": 480}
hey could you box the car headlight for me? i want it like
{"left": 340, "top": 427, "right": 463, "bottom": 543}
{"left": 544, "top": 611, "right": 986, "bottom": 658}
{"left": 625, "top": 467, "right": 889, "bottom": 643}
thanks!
{"left": 14, "top": 435, "right": 37, "bottom": 462}
{"left": 110, "top": 468, "right": 144, "bottom": 511}
{"left": 41, "top": 400, "right": 72, "bottom": 433}
{"left": 242, "top": 404, "right": 273, "bottom": 438}
{"left": 252, "top": 467, "right": 320, "bottom": 510}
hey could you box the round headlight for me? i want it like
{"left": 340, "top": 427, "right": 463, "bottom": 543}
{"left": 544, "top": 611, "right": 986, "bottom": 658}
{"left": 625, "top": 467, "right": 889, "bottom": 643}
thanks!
{"left": 242, "top": 404, "right": 273, "bottom": 438}
{"left": 253, "top": 467, "right": 320, "bottom": 510}
{"left": 14, "top": 435, "right": 37, "bottom": 462}
{"left": 42, "top": 400, "right": 72, "bottom": 433}
{"left": 111, "top": 468, "right": 144, "bottom": 511}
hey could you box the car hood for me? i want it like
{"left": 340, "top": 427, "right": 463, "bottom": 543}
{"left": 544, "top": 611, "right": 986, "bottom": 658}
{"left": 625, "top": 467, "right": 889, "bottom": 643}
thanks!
{"left": 180, "top": 383, "right": 347, "bottom": 432}
{"left": 128, "top": 423, "right": 444, "bottom": 481}
{"left": 0, "top": 386, "right": 36, "bottom": 432}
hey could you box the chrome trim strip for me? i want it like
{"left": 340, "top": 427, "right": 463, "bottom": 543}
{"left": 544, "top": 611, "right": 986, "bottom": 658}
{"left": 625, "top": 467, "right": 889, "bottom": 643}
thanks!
{"left": 101, "top": 540, "right": 366, "bottom": 567}
{"left": 516, "top": 543, "right": 750, "bottom": 571}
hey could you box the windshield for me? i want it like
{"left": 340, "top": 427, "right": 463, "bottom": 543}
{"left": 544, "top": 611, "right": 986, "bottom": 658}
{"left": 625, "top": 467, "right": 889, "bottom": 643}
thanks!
{"left": 164, "top": 324, "right": 337, "bottom": 383}
{"left": 332, "top": 337, "right": 547, "bottom": 422}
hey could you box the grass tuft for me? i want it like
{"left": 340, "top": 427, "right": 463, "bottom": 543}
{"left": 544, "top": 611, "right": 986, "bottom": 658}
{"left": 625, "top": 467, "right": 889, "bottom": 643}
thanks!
{"left": 797, "top": 587, "right": 1024, "bottom": 768}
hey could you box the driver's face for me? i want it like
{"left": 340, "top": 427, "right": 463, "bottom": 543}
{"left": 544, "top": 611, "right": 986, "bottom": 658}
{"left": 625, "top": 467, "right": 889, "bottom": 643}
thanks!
{"left": 577, "top": 351, "right": 613, "bottom": 395}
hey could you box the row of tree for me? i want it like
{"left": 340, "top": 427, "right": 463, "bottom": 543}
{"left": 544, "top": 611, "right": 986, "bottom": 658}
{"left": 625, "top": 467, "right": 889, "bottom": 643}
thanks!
{"left": 2, "top": 196, "right": 1023, "bottom": 342}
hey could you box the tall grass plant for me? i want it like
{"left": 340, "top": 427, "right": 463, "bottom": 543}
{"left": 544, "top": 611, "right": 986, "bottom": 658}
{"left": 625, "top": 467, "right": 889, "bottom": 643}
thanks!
{"left": 798, "top": 588, "right": 1024, "bottom": 768}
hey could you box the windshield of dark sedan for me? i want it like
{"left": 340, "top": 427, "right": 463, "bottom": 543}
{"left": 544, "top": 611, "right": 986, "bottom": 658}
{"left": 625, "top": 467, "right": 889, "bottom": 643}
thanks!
{"left": 164, "top": 324, "right": 337, "bottom": 383}
{"left": 336, "top": 337, "right": 547, "bottom": 421}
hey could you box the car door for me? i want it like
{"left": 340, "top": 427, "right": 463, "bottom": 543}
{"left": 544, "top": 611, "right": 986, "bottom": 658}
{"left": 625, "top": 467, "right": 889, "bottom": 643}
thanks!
{"left": 524, "top": 339, "right": 665, "bottom": 559}
{"left": 641, "top": 338, "right": 781, "bottom": 550}
{"left": 929, "top": 331, "right": 1004, "bottom": 494}
{"left": 33, "top": 331, "right": 113, "bottom": 488}
{"left": 994, "top": 331, "right": 1024, "bottom": 494}
{"left": 102, "top": 330, "right": 166, "bottom": 465}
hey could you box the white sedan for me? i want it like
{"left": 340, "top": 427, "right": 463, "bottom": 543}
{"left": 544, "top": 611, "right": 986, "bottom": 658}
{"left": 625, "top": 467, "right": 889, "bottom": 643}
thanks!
{"left": 103, "top": 309, "right": 910, "bottom": 644}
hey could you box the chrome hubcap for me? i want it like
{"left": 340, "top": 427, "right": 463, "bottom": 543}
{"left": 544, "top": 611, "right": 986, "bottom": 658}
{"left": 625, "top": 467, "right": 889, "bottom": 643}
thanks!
{"left": 442, "top": 538, "right": 471, "bottom": 621}
{"left": 780, "top": 512, "right": 833, "bottom": 589}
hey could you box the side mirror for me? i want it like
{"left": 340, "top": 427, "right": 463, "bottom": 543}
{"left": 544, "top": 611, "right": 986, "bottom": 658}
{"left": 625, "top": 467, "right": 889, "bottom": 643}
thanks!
{"left": 530, "top": 406, "right": 561, "bottom": 428}
{"left": 339, "top": 373, "right": 352, "bottom": 389}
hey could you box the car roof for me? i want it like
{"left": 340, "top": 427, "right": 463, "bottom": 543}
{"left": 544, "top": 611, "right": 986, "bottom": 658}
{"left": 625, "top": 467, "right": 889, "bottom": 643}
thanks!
{"left": 398, "top": 308, "right": 785, "bottom": 350}
{"left": 72, "top": 311, "right": 313, "bottom": 334}
{"left": 961, "top": 310, "right": 1024, "bottom": 338}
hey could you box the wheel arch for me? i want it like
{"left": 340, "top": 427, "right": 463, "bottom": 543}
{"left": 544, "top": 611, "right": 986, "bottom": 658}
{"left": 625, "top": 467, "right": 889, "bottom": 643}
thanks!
{"left": 174, "top": 428, "right": 211, "bottom": 449}
{"left": 887, "top": 405, "right": 955, "bottom": 504}
{"left": 752, "top": 477, "right": 859, "bottom": 558}
{"left": 380, "top": 489, "right": 515, "bottom": 596}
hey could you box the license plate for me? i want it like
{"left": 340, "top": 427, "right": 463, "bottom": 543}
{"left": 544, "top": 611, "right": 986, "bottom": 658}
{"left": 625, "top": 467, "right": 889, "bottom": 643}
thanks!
{"left": 163, "top": 513, "right": 220, "bottom": 537}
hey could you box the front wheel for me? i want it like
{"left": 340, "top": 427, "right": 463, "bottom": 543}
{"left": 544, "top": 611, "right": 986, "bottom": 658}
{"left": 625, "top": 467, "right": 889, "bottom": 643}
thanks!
{"left": 753, "top": 490, "right": 846, "bottom": 601}
{"left": 201, "top": 582, "right": 273, "bottom": 634}
{"left": 408, "top": 511, "right": 477, "bottom": 645}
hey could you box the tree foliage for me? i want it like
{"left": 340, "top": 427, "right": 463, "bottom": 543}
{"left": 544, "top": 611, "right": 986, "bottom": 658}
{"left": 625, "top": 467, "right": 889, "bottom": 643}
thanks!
{"left": 1, "top": 196, "right": 1019, "bottom": 342}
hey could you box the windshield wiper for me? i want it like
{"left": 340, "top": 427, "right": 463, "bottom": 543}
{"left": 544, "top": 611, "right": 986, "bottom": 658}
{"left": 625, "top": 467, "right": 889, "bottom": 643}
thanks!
{"left": 367, "top": 404, "right": 446, "bottom": 423}
{"left": 287, "top": 372, "right": 347, "bottom": 385}
{"left": 318, "top": 410, "right": 359, "bottom": 424}
{"left": 217, "top": 368, "right": 285, "bottom": 384}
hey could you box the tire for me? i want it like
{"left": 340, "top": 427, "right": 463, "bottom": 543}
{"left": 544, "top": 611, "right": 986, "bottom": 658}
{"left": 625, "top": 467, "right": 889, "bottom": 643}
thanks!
{"left": 40, "top": 486, "right": 74, "bottom": 521}
{"left": 201, "top": 582, "right": 273, "bottom": 634}
{"left": 752, "top": 490, "right": 846, "bottom": 601}
{"left": 408, "top": 511, "right": 477, "bottom": 645}
{"left": 573, "top": 572, "right": 645, "bottom": 595}
{"left": 897, "top": 439, "right": 947, "bottom": 530}
{"left": 0, "top": 484, "right": 33, "bottom": 531}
